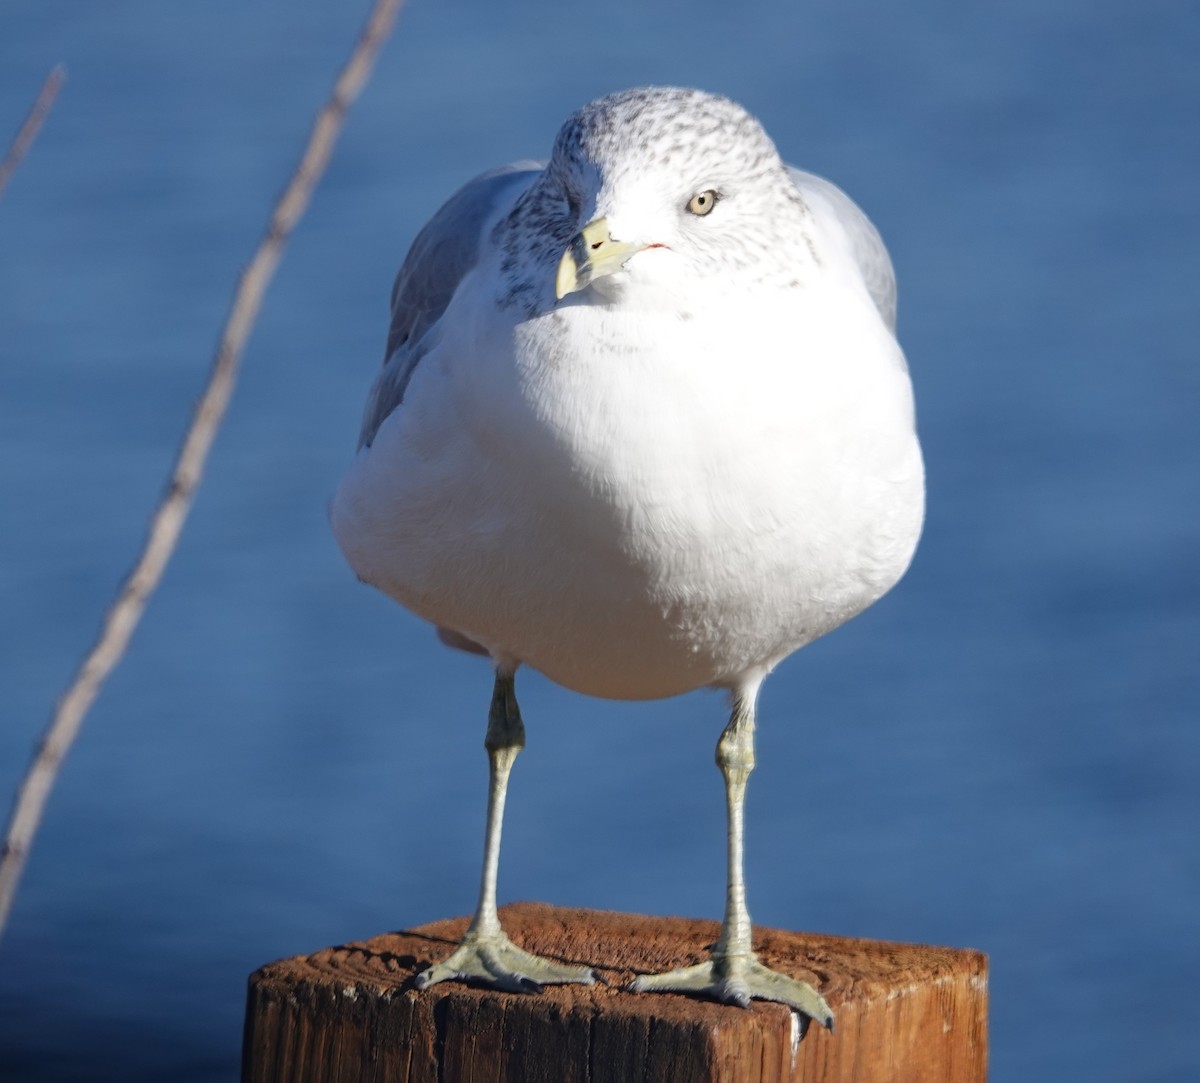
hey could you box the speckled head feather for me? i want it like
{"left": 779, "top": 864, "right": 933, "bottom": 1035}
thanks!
{"left": 495, "top": 86, "right": 815, "bottom": 315}
{"left": 551, "top": 87, "right": 785, "bottom": 194}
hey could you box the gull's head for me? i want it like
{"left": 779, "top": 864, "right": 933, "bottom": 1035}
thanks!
{"left": 539, "top": 87, "right": 809, "bottom": 302}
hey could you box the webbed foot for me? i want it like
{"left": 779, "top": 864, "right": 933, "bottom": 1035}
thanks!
{"left": 415, "top": 928, "right": 596, "bottom": 994}
{"left": 629, "top": 951, "right": 833, "bottom": 1029}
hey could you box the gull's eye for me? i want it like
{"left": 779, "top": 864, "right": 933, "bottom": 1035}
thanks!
{"left": 686, "top": 189, "right": 719, "bottom": 216}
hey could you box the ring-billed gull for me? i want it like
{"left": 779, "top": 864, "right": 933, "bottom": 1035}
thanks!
{"left": 332, "top": 86, "right": 924, "bottom": 1027}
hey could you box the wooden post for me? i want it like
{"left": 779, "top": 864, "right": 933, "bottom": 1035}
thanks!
{"left": 242, "top": 902, "right": 987, "bottom": 1083}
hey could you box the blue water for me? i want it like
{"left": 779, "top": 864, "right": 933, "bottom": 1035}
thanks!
{"left": 1, "top": 2, "right": 1196, "bottom": 1079}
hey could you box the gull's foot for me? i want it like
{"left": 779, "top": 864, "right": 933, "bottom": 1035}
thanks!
{"left": 629, "top": 952, "right": 834, "bottom": 1029}
{"left": 414, "top": 928, "right": 596, "bottom": 994}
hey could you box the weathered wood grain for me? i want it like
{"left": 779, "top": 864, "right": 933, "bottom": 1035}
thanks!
{"left": 243, "top": 902, "right": 987, "bottom": 1082}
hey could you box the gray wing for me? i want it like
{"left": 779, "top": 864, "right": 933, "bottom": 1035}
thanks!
{"left": 357, "top": 163, "right": 542, "bottom": 449}
{"left": 787, "top": 167, "right": 897, "bottom": 332}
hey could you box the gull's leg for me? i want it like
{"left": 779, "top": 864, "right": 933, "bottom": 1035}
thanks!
{"left": 629, "top": 682, "right": 833, "bottom": 1029}
{"left": 415, "top": 666, "right": 596, "bottom": 993}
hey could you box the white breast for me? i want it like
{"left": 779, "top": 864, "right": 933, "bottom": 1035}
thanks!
{"left": 332, "top": 269, "right": 923, "bottom": 701}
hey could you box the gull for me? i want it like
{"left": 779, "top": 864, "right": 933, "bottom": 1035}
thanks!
{"left": 331, "top": 86, "right": 924, "bottom": 1028}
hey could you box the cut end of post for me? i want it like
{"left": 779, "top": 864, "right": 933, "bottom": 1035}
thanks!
{"left": 242, "top": 902, "right": 987, "bottom": 1083}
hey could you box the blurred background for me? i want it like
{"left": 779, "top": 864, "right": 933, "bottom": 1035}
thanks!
{"left": 1, "top": 1, "right": 1196, "bottom": 1080}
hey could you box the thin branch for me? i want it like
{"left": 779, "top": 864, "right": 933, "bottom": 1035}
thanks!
{"left": 0, "top": 65, "right": 66, "bottom": 200}
{"left": 0, "top": 0, "right": 405, "bottom": 939}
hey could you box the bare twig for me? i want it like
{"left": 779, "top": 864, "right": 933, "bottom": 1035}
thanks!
{"left": 0, "top": 0, "right": 406, "bottom": 939}
{"left": 0, "top": 65, "right": 65, "bottom": 201}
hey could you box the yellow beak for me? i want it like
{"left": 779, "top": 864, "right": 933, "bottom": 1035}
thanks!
{"left": 555, "top": 218, "right": 648, "bottom": 300}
